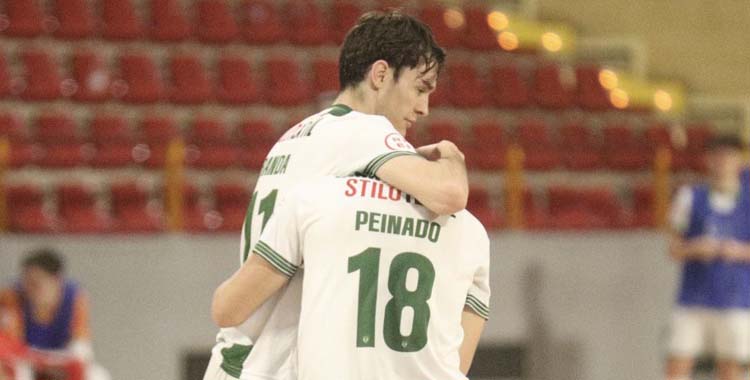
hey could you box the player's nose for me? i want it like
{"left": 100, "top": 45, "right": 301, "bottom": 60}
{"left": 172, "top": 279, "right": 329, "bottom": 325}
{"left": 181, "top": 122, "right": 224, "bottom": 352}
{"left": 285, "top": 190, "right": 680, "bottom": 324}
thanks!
{"left": 415, "top": 96, "right": 429, "bottom": 117}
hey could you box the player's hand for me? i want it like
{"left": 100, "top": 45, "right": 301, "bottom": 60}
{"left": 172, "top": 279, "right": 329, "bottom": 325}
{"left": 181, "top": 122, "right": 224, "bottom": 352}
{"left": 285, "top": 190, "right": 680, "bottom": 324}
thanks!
{"left": 688, "top": 237, "right": 720, "bottom": 260}
{"left": 416, "top": 140, "right": 465, "bottom": 162}
{"left": 720, "top": 240, "right": 750, "bottom": 262}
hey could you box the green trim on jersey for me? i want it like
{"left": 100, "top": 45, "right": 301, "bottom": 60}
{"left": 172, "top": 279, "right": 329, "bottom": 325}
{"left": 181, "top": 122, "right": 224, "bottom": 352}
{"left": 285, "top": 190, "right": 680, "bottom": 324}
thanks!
{"left": 329, "top": 103, "right": 353, "bottom": 116}
{"left": 363, "top": 151, "right": 418, "bottom": 178}
{"left": 220, "top": 344, "right": 253, "bottom": 379}
{"left": 255, "top": 240, "right": 297, "bottom": 277}
{"left": 465, "top": 294, "right": 490, "bottom": 320}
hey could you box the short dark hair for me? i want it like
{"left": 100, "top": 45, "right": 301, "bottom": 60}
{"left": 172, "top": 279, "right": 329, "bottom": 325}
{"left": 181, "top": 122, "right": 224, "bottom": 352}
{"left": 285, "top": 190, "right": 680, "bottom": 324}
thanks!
{"left": 707, "top": 134, "right": 745, "bottom": 152}
{"left": 22, "top": 248, "right": 64, "bottom": 275}
{"left": 339, "top": 10, "right": 446, "bottom": 90}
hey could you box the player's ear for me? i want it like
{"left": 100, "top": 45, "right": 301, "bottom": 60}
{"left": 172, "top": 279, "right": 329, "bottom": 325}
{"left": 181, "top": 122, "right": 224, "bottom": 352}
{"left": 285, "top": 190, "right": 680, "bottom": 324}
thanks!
{"left": 369, "top": 60, "right": 390, "bottom": 91}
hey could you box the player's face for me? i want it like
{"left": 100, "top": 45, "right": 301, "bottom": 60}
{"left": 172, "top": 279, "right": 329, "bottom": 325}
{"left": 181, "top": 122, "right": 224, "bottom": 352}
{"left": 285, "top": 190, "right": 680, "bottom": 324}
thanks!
{"left": 374, "top": 63, "right": 438, "bottom": 136}
{"left": 22, "top": 267, "right": 61, "bottom": 306}
{"left": 707, "top": 148, "right": 743, "bottom": 183}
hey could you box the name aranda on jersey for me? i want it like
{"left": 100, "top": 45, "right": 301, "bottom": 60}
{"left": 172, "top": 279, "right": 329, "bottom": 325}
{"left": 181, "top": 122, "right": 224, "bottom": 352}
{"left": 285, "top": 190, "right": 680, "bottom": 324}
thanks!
{"left": 259, "top": 154, "right": 290, "bottom": 176}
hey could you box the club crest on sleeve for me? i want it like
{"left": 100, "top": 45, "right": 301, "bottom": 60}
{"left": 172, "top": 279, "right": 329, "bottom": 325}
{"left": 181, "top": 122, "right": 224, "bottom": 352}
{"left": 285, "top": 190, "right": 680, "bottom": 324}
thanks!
{"left": 385, "top": 132, "right": 414, "bottom": 151}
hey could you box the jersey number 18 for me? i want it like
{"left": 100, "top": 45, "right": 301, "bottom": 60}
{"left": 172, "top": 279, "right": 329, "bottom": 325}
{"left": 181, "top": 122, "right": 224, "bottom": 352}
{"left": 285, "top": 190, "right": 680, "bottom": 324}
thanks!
{"left": 348, "top": 247, "right": 435, "bottom": 353}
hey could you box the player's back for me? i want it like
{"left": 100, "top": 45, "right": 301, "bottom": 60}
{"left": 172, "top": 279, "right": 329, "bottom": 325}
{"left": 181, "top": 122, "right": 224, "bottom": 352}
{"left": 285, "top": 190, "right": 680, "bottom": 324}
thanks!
{"left": 283, "top": 177, "right": 490, "bottom": 380}
{"left": 235, "top": 104, "right": 414, "bottom": 340}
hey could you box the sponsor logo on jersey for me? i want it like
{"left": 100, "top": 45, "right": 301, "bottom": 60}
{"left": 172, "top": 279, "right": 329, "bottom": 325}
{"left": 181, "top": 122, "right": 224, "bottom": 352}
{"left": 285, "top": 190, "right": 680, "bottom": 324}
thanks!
{"left": 384, "top": 132, "right": 414, "bottom": 151}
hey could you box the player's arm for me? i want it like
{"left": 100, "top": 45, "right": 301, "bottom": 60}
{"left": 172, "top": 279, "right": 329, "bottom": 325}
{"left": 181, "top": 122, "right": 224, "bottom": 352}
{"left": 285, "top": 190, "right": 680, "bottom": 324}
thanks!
{"left": 67, "top": 291, "right": 94, "bottom": 362}
{"left": 376, "top": 140, "right": 468, "bottom": 215}
{"left": 212, "top": 254, "right": 291, "bottom": 328}
{"left": 666, "top": 186, "right": 719, "bottom": 262}
{"left": 213, "top": 189, "right": 304, "bottom": 328}
{"left": 459, "top": 306, "right": 486, "bottom": 374}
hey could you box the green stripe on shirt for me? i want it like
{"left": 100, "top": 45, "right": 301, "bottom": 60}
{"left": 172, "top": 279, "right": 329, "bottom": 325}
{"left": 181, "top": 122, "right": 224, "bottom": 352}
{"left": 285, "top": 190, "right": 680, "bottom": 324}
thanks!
{"left": 254, "top": 241, "right": 297, "bottom": 277}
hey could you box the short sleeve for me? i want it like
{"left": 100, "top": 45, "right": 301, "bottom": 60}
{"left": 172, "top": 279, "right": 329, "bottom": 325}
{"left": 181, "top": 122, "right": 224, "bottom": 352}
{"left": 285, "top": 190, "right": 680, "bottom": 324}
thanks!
{"left": 465, "top": 232, "right": 491, "bottom": 320}
{"left": 670, "top": 186, "right": 694, "bottom": 234}
{"left": 335, "top": 117, "right": 418, "bottom": 178}
{"left": 253, "top": 191, "right": 304, "bottom": 277}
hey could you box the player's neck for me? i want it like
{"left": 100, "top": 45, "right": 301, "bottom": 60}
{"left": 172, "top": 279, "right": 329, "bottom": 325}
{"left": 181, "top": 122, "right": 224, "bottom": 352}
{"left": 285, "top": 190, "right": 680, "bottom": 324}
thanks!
{"left": 333, "top": 87, "right": 376, "bottom": 115}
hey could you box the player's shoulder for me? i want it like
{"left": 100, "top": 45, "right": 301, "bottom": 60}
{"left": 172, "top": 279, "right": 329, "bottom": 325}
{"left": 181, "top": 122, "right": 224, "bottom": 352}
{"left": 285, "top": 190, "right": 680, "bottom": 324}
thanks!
{"left": 454, "top": 210, "right": 490, "bottom": 244}
{"left": 283, "top": 177, "right": 349, "bottom": 205}
{"left": 316, "top": 107, "right": 396, "bottom": 134}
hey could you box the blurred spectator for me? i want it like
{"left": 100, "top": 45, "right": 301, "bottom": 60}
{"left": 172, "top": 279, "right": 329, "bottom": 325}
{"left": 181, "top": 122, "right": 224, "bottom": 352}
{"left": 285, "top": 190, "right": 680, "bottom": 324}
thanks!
{"left": 0, "top": 248, "right": 109, "bottom": 380}
{"left": 665, "top": 135, "right": 750, "bottom": 380}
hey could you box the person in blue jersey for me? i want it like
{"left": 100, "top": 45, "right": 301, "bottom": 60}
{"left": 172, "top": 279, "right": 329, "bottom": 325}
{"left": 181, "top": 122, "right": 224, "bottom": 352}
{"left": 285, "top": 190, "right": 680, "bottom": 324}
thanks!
{"left": 0, "top": 248, "right": 109, "bottom": 380}
{"left": 666, "top": 135, "right": 750, "bottom": 380}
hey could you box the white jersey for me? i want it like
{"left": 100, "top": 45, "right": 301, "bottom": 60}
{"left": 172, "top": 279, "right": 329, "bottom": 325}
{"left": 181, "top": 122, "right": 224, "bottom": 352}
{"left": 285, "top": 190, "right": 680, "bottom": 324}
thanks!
{"left": 214, "top": 104, "right": 418, "bottom": 379}
{"left": 255, "top": 177, "right": 491, "bottom": 380}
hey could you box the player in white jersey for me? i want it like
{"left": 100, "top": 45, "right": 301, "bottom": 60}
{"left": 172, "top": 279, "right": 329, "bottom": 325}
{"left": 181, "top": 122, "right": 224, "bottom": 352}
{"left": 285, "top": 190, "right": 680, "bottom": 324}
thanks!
{"left": 203, "top": 11, "right": 470, "bottom": 380}
{"left": 213, "top": 176, "right": 490, "bottom": 380}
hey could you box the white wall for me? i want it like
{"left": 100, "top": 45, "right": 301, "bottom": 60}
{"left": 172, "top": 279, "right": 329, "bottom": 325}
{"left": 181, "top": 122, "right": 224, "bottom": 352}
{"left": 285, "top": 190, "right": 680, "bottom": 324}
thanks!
{"left": 0, "top": 232, "right": 678, "bottom": 380}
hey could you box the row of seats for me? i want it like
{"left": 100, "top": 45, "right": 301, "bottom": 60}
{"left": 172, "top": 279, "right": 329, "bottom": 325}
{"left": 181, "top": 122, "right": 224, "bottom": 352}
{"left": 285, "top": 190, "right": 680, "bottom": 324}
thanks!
{"left": 0, "top": 110, "right": 712, "bottom": 171}
{"left": 4, "top": 180, "right": 249, "bottom": 233}
{"left": 0, "top": 112, "right": 279, "bottom": 169}
{"left": 3, "top": 180, "right": 656, "bottom": 233}
{"left": 0, "top": 48, "right": 612, "bottom": 110}
{"left": 469, "top": 183, "right": 656, "bottom": 230}
{"left": 2, "top": 0, "right": 501, "bottom": 50}
{"left": 414, "top": 119, "right": 713, "bottom": 171}
{"left": 0, "top": 49, "right": 337, "bottom": 105}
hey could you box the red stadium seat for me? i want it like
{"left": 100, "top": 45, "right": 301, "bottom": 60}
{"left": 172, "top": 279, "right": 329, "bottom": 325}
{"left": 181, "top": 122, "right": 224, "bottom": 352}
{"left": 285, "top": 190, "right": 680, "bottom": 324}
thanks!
{"left": 462, "top": 7, "right": 496, "bottom": 50}
{"left": 490, "top": 64, "right": 530, "bottom": 108}
{"left": 238, "top": 0, "right": 285, "bottom": 44}
{"left": 644, "top": 123, "right": 689, "bottom": 171}
{"left": 216, "top": 55, "right": 261, "bottom": 104}
{"left": 180, "top": 182, "right": 212, "bottom": 232}
{"left": 285, "top": 0, "right": 330, "bottom": 45}
{"left": 0, "top": 53, "right": 11, "bottom": 98}
{"left": 0, "top": 113, "right": 35, "bottom": 168}
{"left": 237, "top": 119, "right": 277, "bottom": 169}
{"left": 195, "top": 0, "right": 239, "bottom": 43}
{"left": 169, "top": 54, "right": 213, "bottom": 104}
{"left": 7, "top": 184, "right": 55, "bottom": 233}
{"left": 186, "top": 117, "right": 239, "bottom": 169}
{"left": 89, "top": 114, "right": 135, "bottom": 168}
{"left": 532, "top": 63, "right": 573, "bottom": 109}
{"left": 576, "top": 65, "right": 611, "bottom": 111}
{"left": 419, "top": 5, "right": 461, "bottom": 48}
{"left": 20, "top": 50, "right": 64, "bottom": 101}
{"left": 547, "top": 185, "right": 614, "bottom": 229}
{"left": 213, "top": 182, "right": 251, "bottom": 232}
{"left": 266, "top": 57, "right": 311, "bottom": 106}
{"left": 118, "top": 53, "right": 164, "bottom": 103}
{"left": 71, "top": 50, "right": 112, "bottom": 102}
{"left": 559, "top": 121, "right": 602, "bottom": 170}
{"left": 602, "top": 124, "right": 650, "bottom": 170}
{"left": 632, "top": 184, "right": 654, "bottom": 228}
{"left": 685, "top": 123, "right": 714, "bottom": 172}
{"left": 448, "top": 62, "right": 487, "bottom": 108}
{"left": 312, "top": 59, "right": 339, "bottom": 96}
{"left": 56, "top": 183, "right": 109, "bottom": 233}
{"left": 330, "top": 0, "right": 361, "bottom": 44}
{"left": 467, "top": 184, "right": 501, "bottom": 230}
{"left": 3, "top": 0, "right": 46, "bottom": 37}
{"left": 110, "top": 181, "right": 163, "bottom": 232}
{"left": 467, "top": 121, "right": 506, "bottom": 170}
{"left": 424, "top": 121, "right": 464, "bottom": 148}
{"left": 517, "top": 119, "right": 560, "bottom": 170}
{"left": 149, "top": 0, "right": 191, "bottom": 41}
{"left": 136, "top": 115, "right": 180, "bottom": 168}
{"left": 52, "top": 0, "right": 95, "bottom": 39}
{"left": 101, "top": 0, "right": 143, "bottom": 40}
{"left": 34, "top": 113, "right": 87, "bottom": 168}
